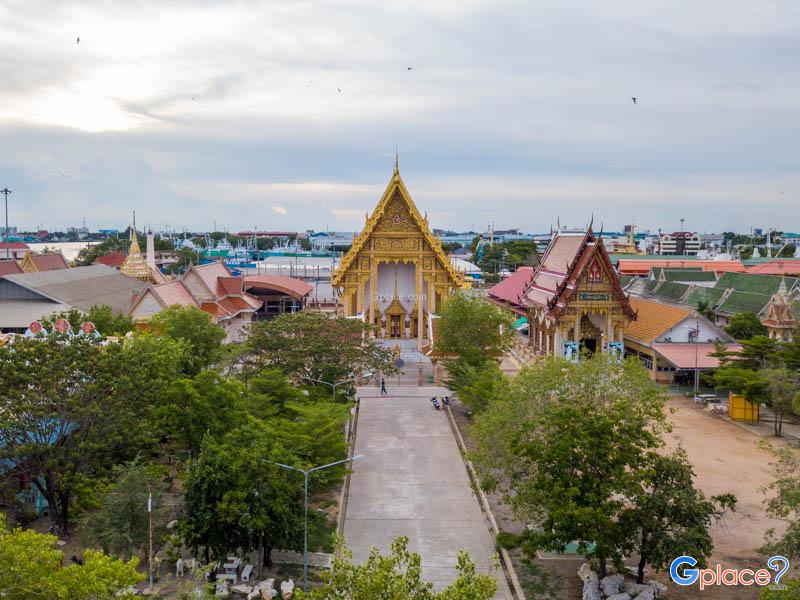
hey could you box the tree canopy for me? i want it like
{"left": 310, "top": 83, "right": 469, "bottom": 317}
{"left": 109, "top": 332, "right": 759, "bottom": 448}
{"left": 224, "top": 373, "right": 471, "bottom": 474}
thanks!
{"left": 150, "top": 305, "right": 226, "bottom": 375}
{"left": 0, "top": 513, "right": 142, "bottom": 600}
{"left": 436, "top": 293, "right": 514, "bottom": 366}
{"left": 245, "top": 312, "right": 395, "bottom": 395}
{"left": 0, "top": 334, "right": 184, "bottom": 534}
{"left": 470, "top": 354, "right": 733, "bottom": 581}
{"left": 724, "top": 312, "right": 768, "bottom": 340}
{"left": 296, "top": 536, "right": 497, "bottom": 600}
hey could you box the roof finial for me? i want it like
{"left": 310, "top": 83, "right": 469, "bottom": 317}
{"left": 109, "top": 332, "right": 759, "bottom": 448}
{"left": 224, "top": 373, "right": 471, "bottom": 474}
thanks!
{"left": 557, "top": 216, "right": 561, "bottom": 231}
{"left": 132, "top": 210, "right": 137, "bottom": 241}
{"left": 588, "top": 213, "right": 594, "bottom": 232}
{"left": 394, "top": 146, "right": 399, "bottom": 175}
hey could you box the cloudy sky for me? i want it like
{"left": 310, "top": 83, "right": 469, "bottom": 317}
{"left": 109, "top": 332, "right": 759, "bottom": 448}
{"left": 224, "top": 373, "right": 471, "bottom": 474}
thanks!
{"left": 1, "top": 0, "right": 798, "bottom": 234}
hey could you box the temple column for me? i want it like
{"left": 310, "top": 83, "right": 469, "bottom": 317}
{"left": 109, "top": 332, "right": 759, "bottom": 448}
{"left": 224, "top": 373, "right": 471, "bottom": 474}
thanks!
{"left": 554, "top": 327, "right": 562, "bottom": 357}
{"left": 429, "top": 281, "right": 436, "bottom": 314}
{"left": 574, "top": 313, "right": 581, "bottom": 343}
{"left": 545, "top": 330, "right": 551, "bottom": 355}
{"left": 605, "top": 311, "right": 613, "bottom": 352}
{"left": 368, "top": 261, "right": 376, "bottom": 337}
{"left": 417, "top": 262, "right": 424, "bottom": 348}
{"left": 357, "top": 278, "right": 364, "bottom": 314}
{"left": 342, "top": 288, "right": 351, "bottom": 316}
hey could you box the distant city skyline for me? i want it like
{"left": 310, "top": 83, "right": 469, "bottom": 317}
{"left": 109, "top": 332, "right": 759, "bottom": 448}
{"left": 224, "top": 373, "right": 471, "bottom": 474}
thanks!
{"left": 1, "top": 1, "right": 799, "bottom": 233}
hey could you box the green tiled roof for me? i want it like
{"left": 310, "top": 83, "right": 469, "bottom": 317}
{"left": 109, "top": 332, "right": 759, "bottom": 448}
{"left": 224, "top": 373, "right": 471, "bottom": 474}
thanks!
{"left": 684, "top": 286, "right": 725, "bottom": 309}
{"left": 716, "top": 291, "right": 771, "bottom": 315}
{"left": 715, "top": 272, "right": 797, "bottom": 295}
{"left": 619, "top": 275, "right": 634, "bottom": 287}
{"left": 642, "top": 279, "right": 659, "bottom": 293}
{"left": 662, "top": 270, "right": 717, "bottom": 283}
{"left": 653, "top": 281, "right": 691, "bottom": 301}
{"left": 651, "top": 266, "right": 702, "bottom": 278}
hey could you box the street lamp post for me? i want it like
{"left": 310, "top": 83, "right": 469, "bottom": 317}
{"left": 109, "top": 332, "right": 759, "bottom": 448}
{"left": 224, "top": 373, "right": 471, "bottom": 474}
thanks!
{"left": 1, "top": 188, "right": 11, "bottom": 260}
{"left": 686, "top": 320, "right": 700, "bottom": 398}
{"left": 264, "top": 455, "right": 364, "bottom": 593}
{"left": 302, "top": 373, "right": 373, "bottom": 402}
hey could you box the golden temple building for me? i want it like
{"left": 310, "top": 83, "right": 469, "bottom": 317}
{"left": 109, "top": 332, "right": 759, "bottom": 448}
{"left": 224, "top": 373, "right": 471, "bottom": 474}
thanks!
{"left": 331, "top": 163, "right": 463, "bottom": 349}
{"left": 120, "top": 213, "right": 166, "bottom": 284}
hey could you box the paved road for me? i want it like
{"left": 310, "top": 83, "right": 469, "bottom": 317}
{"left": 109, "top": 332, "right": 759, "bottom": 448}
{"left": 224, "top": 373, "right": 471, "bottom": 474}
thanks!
{"left": 344, "top": 387, "right": 512, "bottom": 598}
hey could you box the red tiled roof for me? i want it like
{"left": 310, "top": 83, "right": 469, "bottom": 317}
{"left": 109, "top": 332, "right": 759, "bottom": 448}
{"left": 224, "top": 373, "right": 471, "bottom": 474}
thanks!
{"left": 618, "top": 259, "right": 746, "bottom": 276}
{"left": 244, "top": 275, "right": 314, "bottom": 299}
{"left": 0, "top": 260, "right": 23, "bottom": 276}
{"left": 487, "top": 267, "right": 533, "bottom": 308}
{"left": 217, "top": 276, "right": 243, "bottom": 296}
{"left": 218, "top": 296, "right": 258, "bottom": 316}
{"left": 0, "top": 242, "right": 29, "bottom": 249}
{"left": 652, "top": 343, "right": 742, "bottom": 369}
{"left": 30, "top": 253, "right": 69, "bottom": 271}
{"left": 95, "top": 252, "right": 128, "bottom": 268}
{"left": 745, "top": 260, "right": 800, "bottom": 276}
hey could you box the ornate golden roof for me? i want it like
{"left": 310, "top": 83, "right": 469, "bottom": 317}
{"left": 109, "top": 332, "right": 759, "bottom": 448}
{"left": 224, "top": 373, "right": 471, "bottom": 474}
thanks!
{"left": 121, "top": 227, "right": 152, "bottom": 281}
{"left": 331, "top": 166, "right": 463, "bottom": 288}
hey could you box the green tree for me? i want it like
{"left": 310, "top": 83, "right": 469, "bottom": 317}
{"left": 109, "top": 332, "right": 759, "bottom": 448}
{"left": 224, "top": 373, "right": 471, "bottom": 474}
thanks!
{"left": 445, "top": 358, "right": 507, "bottom": 413}
{"left": 712, "top": 336, "right": 778, "bottom": 408}
{"left": 437, "top": 293, "right": 514, "bottom": 366}
{"left": 761, "top": 578, "right": 800, "bottom": 599}
{"left": 82, "top": 457, "right": 172, "bottom": 560}
{"left": 150, "top": 305, "right": 226, "bottom": 375}
{"left": 471, "top": 355, "right": 668, "bottom": 577}
{"left": 73, "top": 236, "right": 131, "bottom": 267}
{"left": 623, "top": 450, "right": 736, "bottom": 583}
{"left": 760, "top": 443, "right": 800, "bottom": 559}
{"left": 179, "top": 424, "right": 304, "bottom": 564}
{"left": 296, "top": 536, "right": 497, "bottom": 600}
{"left": 0, "top": 514, "right": 143, "bottom": 600}
{"left": 85, "top": 304, "right": 135, "bottom": 336}
{"left": 764, "top": 367, "right": 800, "bottom": 437}
{"left": 0, "top": 335, "right": 183, "bottom": 534}
{"left": 156, "top": 370, "right": 247, "bottom": 455}
{"left": 724, "top": 312, "right": 768, "bottom": 340}
{"left": 696, "top": 299, "right": 717, "bottom": 323}
{"left": 245, "top": 312, "right": 395, "bottom": 396}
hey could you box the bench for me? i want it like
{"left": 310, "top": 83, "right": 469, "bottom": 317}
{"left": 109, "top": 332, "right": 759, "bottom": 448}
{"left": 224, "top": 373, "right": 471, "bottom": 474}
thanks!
{"left": 241, "top": 564, "right": 253, "bottom": 582}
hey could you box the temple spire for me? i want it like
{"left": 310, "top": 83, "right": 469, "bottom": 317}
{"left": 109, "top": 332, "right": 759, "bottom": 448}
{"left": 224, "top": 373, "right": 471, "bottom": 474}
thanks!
{"left": 394, "top": 147, "right": 399, "bottom": 176}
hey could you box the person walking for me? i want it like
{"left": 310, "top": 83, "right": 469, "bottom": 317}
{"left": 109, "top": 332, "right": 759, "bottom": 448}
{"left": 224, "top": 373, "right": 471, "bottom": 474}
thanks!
{"left": 380, "top": 377, "right": 387, "bottom": 396}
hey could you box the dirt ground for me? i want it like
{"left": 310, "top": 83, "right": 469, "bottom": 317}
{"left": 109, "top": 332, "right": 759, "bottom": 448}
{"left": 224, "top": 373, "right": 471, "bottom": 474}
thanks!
{"left": 663, "top": 397, "right": 787, "bottom": 570}
{"left": 451, "top": 389, "right": 798, "bottom": 600}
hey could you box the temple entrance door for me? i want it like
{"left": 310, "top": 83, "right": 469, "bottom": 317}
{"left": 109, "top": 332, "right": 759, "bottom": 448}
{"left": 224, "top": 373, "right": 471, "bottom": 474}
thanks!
{"left": 390, "top": 315, "right": 402, "bottom": 338}
{"left": 580, "top": 337, "right": 598, "bottom": 355}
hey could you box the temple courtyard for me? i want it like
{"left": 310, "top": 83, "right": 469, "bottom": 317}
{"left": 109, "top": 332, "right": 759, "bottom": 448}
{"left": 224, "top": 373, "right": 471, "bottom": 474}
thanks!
{"left": 344, "top": 387, "right": 512, "bottom": 599}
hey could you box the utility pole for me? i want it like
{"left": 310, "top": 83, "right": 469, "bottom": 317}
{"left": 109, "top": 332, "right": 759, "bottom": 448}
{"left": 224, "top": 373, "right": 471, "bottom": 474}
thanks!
{"left": 148, "top": 488, "right": 154, "bottom": 590}
{"left": 1, "top": 188, "right": 11, "bottom": 260}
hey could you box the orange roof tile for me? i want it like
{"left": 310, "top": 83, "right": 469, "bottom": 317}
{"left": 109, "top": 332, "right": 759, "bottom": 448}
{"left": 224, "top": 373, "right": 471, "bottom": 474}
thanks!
{"left": 0, "top": 260, "right": 22, "bottom": 276}
{"left": 625, "top": 297, "right": 693, "bottom": 345}
{"left": 95, "top": 252, "right": 128, "bottom": 268}
{"left": 30, "top": 253, "right": 70, "bottom": 271}
{"left": 244, "top": 275, "right": 313, "bottom": 299}
{"left": 618, "top": 259, "right": 746, "bottom": 276}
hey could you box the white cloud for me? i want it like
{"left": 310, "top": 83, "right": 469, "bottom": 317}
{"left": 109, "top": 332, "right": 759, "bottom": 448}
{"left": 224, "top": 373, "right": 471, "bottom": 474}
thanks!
{"left": 271, "top": 205, "right": 288, "bottom": 215}
{"left": 0, "top": 0, "right": 799, "bottom": 232}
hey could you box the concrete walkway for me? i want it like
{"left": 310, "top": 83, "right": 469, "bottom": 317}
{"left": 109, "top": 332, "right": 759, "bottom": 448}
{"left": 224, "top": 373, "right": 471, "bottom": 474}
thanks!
{"left": 344, "top": 386, "right": 512, "bottom": 598}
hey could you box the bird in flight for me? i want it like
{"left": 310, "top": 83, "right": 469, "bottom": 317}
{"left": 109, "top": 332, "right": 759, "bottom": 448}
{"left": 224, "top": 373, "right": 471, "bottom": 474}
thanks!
{"left": 76, "top": 36, "right": 80, "bottom": 44}
{"left": 631, "top": 97, "right": 637, "bottom": 104}
{"left": 407, "top": 67, "right": 413, "bottom": 71}
{"left": 337, "top": 88, "right": 342, "bottom": 93}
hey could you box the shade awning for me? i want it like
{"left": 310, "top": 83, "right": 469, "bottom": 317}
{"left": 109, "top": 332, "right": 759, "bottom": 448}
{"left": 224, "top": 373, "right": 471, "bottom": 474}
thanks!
{"left": 513, "top": 316, "right": 529, "bottom": 330}
{"left": 651, "top": 343, "right": 742, "bottom": 370}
